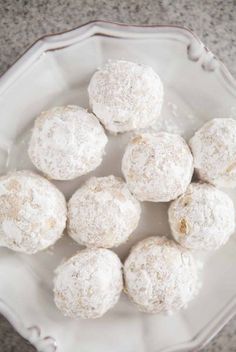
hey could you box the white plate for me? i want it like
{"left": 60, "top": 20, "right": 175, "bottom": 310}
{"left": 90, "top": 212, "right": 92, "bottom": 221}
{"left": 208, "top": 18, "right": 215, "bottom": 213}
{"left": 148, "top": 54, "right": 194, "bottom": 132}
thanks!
{"left": 0, "top": 21, "right": 236, "bottom": 352}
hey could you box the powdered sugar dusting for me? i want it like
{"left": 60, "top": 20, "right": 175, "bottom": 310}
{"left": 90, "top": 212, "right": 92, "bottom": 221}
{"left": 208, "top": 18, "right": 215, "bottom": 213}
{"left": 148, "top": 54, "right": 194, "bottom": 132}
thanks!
{"left": 189, "top": 118, "right": 236, "bottom": 187}
{"left": 67, "top": 175, "right": 141, "bottom": 248}
{"left": 88, "top": 60, "right": 164, "bottom": 134}
{"left": 168, "top": 183, "right": 235, "bottom": 250}
{"left": 124, "top": 236, "right": 200, "bottom": 314}
{"left": 28, "top": 105, "right": 108, "bottom": 180}
{"left": 54, "top": 248, "right": 123, "bottom": 319}
{"left": 122, "top": 132, "right": 193, "bottom": 202}
{"left": 0, "top": 170, "right": 67, "bottom": 254}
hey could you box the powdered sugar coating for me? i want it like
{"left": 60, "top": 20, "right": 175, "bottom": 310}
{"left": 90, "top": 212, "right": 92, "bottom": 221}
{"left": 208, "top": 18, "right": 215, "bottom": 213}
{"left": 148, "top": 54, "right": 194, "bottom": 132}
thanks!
{"left": 122, "top": 132, "right": 193, "bottom": 202}
{"left": 28, "top": 105, "right": 108, "bottom": 180}
{"left": 124, "top": 236, "right": 200, "bottom": 314}
{"left": 54, "top": 248, "right": 123, "bottom": 319}
{"left": 0, "top": 170, "right": 67, "bottom": 254}
{"left": 88, "top": 60, "right": 164, "bottom": 133}
{"left": 189, "top": 118, "right": 236, "bottom": 187}
{"left": 67, "top": 176, "right": 141, "bottom": 248}
{"left": 168, "top": 182, "right": 235, "bottom": 250}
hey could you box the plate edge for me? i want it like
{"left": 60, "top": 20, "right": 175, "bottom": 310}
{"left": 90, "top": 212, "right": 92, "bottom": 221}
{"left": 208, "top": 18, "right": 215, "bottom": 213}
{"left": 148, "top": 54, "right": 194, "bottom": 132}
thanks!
{"left": 0, "top": 298, "right": 57, "bottom": 352}
{"left": 0, "top": 20, "right": 236, "bottom": 95}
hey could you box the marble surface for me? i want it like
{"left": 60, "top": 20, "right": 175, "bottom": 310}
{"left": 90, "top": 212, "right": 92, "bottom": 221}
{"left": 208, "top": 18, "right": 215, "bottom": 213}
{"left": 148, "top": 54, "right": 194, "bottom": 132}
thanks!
{"left": 0, "top": 0, "right": 235, "bottom": 351}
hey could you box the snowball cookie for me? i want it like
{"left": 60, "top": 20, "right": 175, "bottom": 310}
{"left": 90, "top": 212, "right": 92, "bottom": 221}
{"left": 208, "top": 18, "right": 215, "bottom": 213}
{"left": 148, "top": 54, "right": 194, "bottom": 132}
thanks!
{"left": 67, "top": 175, "right": 141, "bottom": 248}
{"left": 189, "top": 118, "right": 236, "bottom": 187}
{"left": 54, "top": 248, "right": 123, "bottom": 319}
{"left": 0, "top": 170, "right": 67, "bottom": 254}
{"left": 168, "top": 182, "right": 235, "bottom": 251}
{"left": 122, "top": 132, "right": 193, "bottom": 202}
{"left": 124, "top": 236, "right": 200, "bottom": 314}
{"left": 88, "top": 60, "right": 164, "bottom": 133}
{"left": 28, "top": 105, "right": 108, "bottom": 180}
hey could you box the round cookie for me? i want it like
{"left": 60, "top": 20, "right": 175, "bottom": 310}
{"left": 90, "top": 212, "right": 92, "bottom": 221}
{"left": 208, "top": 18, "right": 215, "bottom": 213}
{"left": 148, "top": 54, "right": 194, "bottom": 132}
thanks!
{"left": 28, "top": 105, "right": 108, "bottom": 180}
{"left": 189, "top": 118, "right": 236, "bottom": 187}
{"left": 124, "top": 236, "right": 200, "bottom": 314}
{"left": 54, "top": 248, "right": 123, "bottom": 319}
{"left": 67, "top": 176, "right": 141, "bottom": 248}
{"left": 168, "top": 182, "right": 235, "bottom": 250}
{"left": 0, "top": 170, "right": 67, "bottom": 254}
{"left": 88, "top": 60, "right": 164, "bottom": 133}
{"left": 122, "top": 132, "right": 193, "bottom": 202}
